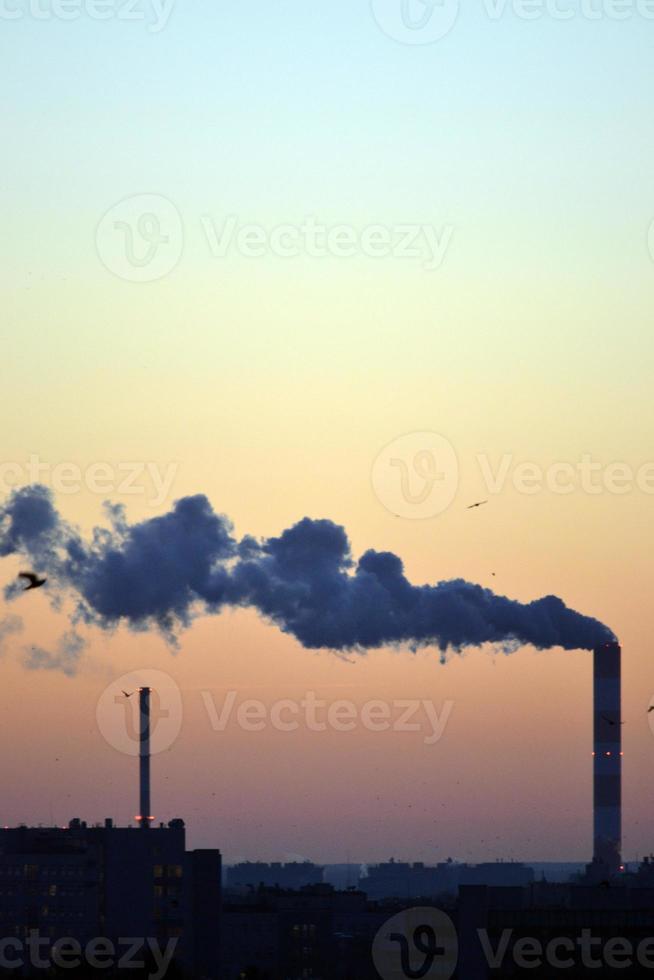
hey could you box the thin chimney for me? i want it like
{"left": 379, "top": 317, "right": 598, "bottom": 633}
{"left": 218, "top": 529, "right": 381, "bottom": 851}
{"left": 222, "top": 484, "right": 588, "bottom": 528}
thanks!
{"left": 139, "top": 687, "right": 151, "bottom": 830}
{"left": 593, "top": 642, "right": 621, "bottom": 873}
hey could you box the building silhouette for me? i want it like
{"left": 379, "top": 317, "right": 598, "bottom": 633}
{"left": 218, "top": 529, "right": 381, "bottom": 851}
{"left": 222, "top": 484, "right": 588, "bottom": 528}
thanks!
{"left": 225, "top": 862, "right": 324, "bottom": 893}
{"left": 0, "top": 818, "right": 220, "bottom": 978}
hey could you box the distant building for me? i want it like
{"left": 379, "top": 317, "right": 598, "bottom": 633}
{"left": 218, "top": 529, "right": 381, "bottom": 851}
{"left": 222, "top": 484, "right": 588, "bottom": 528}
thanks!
{"left": 221, "top": 883, "right": 389, "bottom": 980}
{"left": 632, "top": 855, "right": 654, "bottom": 886}
{"left": 459, "top": 862, "right": 534, "bottom": 888}
{"left": 458, "top": 881, "right": 654, "bottom": 977}
{"left": 359, "top": 859, "right": 532, "bottom": 900}
{"left": 0, "top": 818, "right": 221, "bottom": 978}
{"left": 359, "top": 859, "right": 459, "bottom": 900}
{"left": 323, "top": 864, "right": 363, "bottom": 891}
{"left": 226, "top": 861, "right": 324, "bottom": 892}
{"left": 528, "top": 862, "right": 586, "bottom": 883}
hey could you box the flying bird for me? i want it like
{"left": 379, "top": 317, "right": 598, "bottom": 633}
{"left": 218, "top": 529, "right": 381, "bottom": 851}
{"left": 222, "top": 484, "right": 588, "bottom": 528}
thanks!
{"left": 648, "top": 706, "right": 654, "bottom": 714}
{"left": 122, "top": 691, "right": 134, "bottom": 699}
{"left": 601, "top": 713, "right": 624, "bottom": 726}
{"left": 467, "top": 500, "right": 488, "bottom": 510}
{"left": 18, "top": 572, "right": 47, "bottom": 591}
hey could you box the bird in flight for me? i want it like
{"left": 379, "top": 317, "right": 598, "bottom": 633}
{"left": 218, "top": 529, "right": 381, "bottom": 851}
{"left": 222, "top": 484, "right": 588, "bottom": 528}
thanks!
{"left": 18, "top": 572, "right": 47, "bottom": 591}
{"left": 122, "top": 691, "right": 134, "bottom": 699}
{"left": 467, "top": 500, "right": 488, "bottom": 510}
{"left": 601, "top": 713, "right": 624, "bottom": 726}
{"left": 648, "top": 706, "right": 654, "bottom": 714}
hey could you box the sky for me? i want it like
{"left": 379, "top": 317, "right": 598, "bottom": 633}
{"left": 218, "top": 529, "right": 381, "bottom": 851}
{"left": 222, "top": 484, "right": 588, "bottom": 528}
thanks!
{"left": 1, "top": 0, "right": 654, "bottom": 865}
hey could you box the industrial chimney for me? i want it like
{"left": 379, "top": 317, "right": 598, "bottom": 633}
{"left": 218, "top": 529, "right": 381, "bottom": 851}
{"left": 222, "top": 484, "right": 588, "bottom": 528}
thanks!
{"left": 593, "top": 642, "right": 621, "bottom": 874}
{"left": 138, "top": 687, "right": 152, "bottom": 830}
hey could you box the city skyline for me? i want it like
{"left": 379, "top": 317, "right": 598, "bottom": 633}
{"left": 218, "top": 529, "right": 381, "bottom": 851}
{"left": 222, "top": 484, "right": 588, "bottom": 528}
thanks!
{"left": 0, "top": 532, "right": 647, "bottom": 866}
{"left": 2, "top": 0, "right": 653, "bottom": 872}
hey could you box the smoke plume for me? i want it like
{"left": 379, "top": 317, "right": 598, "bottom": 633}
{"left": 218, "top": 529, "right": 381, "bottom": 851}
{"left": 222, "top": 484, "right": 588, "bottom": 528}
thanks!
{"left": 22, "top": 631, "right": 86, "bottom": 678}
{"left": 0, "top": 615, "right": 23, "bottom": 656}
{"left": 0, "top": 485, "right": 614, "bottom": 654}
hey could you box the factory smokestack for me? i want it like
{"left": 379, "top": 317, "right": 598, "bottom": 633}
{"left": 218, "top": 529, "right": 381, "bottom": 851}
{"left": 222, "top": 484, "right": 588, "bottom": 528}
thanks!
{"left": 0, "top": 485, "right": 615, "bottom": 657}
{"left": 138, "top": 687, "right": 151, "bottom": 830}
{"left": 593, "top": 642, "right": 621, "bottom": 874}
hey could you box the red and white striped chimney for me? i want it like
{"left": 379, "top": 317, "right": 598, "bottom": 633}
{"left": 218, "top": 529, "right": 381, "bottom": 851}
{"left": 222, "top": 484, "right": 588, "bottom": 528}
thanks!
{"left": 138, "top": 686, "right": 151, "bottom": 830}
{"left": 593, "top": 642, "right": 621, "bottom": 874}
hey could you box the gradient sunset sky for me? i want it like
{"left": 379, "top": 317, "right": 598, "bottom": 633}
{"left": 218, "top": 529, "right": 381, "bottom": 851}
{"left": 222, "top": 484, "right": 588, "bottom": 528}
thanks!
{"left": 1, "top": 0, "right": 654, "bottom": 865}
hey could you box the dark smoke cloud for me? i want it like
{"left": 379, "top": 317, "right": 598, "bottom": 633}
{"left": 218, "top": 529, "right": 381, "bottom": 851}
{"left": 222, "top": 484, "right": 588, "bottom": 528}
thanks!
{"left": 0, "top": 485, "right": 615, "bottom": 655}
{"left": 0, "top": 615, "right": 23, "bottom": 656}
{"left": 22, "top": 631, "right": 86, "bottom": 678}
